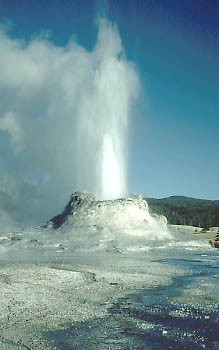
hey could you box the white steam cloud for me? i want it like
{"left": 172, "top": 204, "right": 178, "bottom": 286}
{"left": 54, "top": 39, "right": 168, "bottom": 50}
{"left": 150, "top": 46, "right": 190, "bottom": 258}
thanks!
{"left": 0, "top": 19, "right": 139, "bottom": 232}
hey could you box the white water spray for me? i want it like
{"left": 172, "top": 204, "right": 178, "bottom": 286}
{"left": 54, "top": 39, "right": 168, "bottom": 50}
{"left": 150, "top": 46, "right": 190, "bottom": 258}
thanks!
{"left": 0, "top": 19, "right": 139, "bottom": 231}
{"left": 76, "top": 20, "right": 138, "bottom": 199}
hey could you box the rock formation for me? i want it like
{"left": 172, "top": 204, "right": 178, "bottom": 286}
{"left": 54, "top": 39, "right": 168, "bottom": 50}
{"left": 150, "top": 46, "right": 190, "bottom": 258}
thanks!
{"left": 45, "top": 191, "right": 171, "bottom": 243}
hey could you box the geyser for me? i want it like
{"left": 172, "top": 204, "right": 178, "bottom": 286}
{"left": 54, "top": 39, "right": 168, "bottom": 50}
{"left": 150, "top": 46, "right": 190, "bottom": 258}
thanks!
{"left": 76, "top": 20, "right": 138, "bottom": 199}
{"left": 44, "top": 191, "right": 172, "bottom": 253}
{"left": 0, "top": 19, "right": 139, "bottom": 231}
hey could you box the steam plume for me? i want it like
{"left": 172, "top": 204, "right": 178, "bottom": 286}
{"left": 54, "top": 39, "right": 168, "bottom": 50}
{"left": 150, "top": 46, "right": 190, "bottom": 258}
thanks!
{"left": 0, "top": 19, "right": 139, "bottom": 230}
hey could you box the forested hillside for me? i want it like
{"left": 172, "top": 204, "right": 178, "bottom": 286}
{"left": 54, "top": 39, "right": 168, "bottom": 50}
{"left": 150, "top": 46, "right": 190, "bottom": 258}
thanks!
{"left": 146, "top": 196, "right": 219, "bottom": 228}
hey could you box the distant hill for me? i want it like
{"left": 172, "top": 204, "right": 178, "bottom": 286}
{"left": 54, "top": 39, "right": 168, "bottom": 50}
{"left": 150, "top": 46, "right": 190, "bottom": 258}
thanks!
{"left": 146, "top": 196, "right": 219, "bottom": 228}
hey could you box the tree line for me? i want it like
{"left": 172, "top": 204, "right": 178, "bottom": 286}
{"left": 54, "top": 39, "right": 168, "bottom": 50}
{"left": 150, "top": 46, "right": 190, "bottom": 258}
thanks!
{"left": 146, "top": 196, "right": 219, "bottom": 229}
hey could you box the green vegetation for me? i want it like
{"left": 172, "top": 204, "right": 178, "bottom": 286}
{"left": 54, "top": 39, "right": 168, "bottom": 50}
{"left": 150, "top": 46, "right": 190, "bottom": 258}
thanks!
{"left": 146, "top": 196, "right": 219, "bottom": 228}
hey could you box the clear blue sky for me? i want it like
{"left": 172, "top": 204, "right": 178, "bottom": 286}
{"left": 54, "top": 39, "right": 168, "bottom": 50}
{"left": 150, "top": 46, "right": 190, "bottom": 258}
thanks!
{"left": 0, "top": 0, "right": 218, "bottom": 200}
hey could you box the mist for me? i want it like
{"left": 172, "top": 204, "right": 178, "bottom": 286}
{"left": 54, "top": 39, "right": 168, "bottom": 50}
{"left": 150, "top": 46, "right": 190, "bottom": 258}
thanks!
{"left": 0, "top": 19, "right": 139, "bottom": 232}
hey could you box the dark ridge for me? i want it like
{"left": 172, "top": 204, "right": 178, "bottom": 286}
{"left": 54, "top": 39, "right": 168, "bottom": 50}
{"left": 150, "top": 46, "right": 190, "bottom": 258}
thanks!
{"left": 146, "top": 196, "right": 219, "bottom": 228}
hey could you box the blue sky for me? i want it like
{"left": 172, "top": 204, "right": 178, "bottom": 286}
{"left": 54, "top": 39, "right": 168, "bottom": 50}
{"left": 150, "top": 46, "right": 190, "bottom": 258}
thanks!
{"left": 0, "top": 0, "right": 218, "bottom": 201}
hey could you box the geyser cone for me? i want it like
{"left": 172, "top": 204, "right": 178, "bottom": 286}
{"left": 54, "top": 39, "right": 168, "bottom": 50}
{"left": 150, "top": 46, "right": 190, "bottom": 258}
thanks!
{"left": 45, "top": 192, "right": 172, "bottom": 252}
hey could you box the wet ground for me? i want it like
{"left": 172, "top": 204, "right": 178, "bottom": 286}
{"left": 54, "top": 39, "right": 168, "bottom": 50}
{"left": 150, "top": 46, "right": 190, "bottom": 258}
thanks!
{"left": 46, "top": 250, "right": 219, "bottom": 349}
{"left": 1, "top": 224, "right": 218, "bottom": 349}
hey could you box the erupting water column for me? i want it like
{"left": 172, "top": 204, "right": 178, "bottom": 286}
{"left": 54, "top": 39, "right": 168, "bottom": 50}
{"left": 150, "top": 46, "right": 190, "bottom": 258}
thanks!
{"left": 94, "top": 55, "right": 130, "bottom": 199}
{"left": 77, "top": 20, "right": 138, "bottom": 199}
